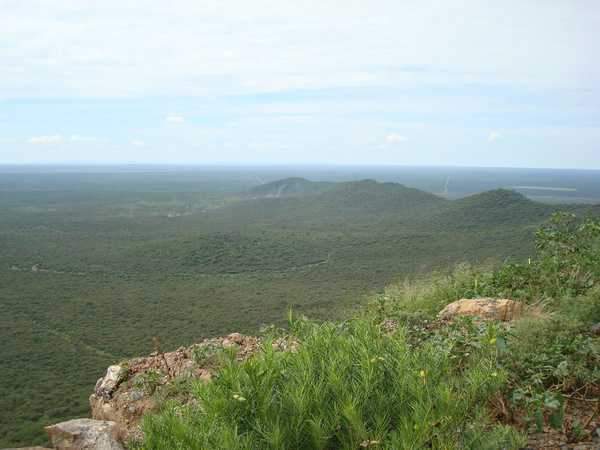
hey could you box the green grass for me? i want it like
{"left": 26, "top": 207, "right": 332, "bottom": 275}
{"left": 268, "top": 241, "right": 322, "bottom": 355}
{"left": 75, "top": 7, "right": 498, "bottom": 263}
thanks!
{"left": 1, "top": 172, "right": 599, "bottom": 447}
{"left": 136, "top": 213, "right": 600, "bottom": 449}
{"left": 140, "top": 317, "right": 523, "bottom": 450}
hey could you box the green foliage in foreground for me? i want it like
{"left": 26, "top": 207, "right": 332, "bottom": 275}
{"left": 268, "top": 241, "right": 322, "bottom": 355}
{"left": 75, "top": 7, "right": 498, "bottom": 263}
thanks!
{"left": 138, "top": 213, "right": 600, "bottom": 449}
{"left": 141, "top": 317, "right": 523, "bottom": 450}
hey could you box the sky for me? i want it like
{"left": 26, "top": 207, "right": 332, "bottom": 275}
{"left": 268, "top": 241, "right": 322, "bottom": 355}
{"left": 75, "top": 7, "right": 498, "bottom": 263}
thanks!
{"left": 1, "top": 0, "right": 599, "bottom": 168}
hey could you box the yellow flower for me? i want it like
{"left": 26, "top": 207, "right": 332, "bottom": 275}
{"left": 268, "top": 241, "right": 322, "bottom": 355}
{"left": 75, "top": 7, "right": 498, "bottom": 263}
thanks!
{"left": 489, "top": 337, "right": 497, "bottom": 345}
{"left": 232, "top": 394, "right": 246, "bottom": 402}
{"left": 419, "top": 370, "right": 426, "bottom": 378}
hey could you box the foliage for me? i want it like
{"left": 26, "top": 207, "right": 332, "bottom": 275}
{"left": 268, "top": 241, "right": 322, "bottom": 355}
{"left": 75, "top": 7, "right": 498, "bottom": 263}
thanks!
{"left": 489, "top": 212, "right": 600, "bottom": 301}
{"left": 140, "top": 316, "right": 523, "bottom": 449}
{"left": 133, "top": 371, "right": 163, "bottom": 395}
{"left": 1, "top": 171, "right": 598, "bottom": 447}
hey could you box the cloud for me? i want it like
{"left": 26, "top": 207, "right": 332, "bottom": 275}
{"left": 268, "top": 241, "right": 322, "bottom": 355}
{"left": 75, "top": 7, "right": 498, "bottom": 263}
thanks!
{"left": 488, "top": 131, "right": 501, "bottom": 142}
{"left": 385, "top": 133, "right": 408, "bottom": 144}
{"left": 26, "top": 134, "right": 108, "bottom": 144}
{"left": 130, "top": 139, "right": 145, "bottom": 147}
{"left": 69, "top": 134, "right": 108, "bottom": 143}
{"left": 165, "top": 114, "right": 185, "bottom": 124}
{"left": 3, "top": 1, "right": 596, "bottom": 100}
{"left": 27, "top": 135, "right": 62, "bottom": 144}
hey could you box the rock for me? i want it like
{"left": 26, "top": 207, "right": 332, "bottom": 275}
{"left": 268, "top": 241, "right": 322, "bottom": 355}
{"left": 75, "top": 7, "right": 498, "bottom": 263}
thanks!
{"left": 590, "top": 323, "right": 600, "bottom": 336}
{"left": 95, "top": 366, "right": 125, "bottom": 400}
{"left": 438, "top": 298, "right": 525, "bottom": 321}
{"left": 89, "top": 332, "right": 261, "bottom": 439}
{"left": 2, "top": 447, "right": 53, "bottom": 450}
{"left": 227, "top": 332, "right": 244, "bottom": 344}
{"left": 45, "top": 419, "right": 124, "bottom": 450}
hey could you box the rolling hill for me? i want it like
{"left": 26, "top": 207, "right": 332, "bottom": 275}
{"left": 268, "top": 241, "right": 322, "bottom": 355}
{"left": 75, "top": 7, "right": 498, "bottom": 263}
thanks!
{"left": 1, "top": 174, "right": 599, "bottom": 447}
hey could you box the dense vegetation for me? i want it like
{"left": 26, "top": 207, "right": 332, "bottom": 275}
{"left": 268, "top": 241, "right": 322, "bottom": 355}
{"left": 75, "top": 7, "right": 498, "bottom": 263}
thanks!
{"left": 1, "top": 170, "right": 599, "bottom": 447}
{"left": 140, "top": 213, "right": 600, "bottom": 449}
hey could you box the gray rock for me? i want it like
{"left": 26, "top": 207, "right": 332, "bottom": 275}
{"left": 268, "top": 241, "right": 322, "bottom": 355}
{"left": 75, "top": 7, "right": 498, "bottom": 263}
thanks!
{"left": 129, "top": 389, "right": 144, "bottom": 401}
{"left": 590, "top": 323, "right": 600, "bottom": 336}
{"left": 45, "top": 418, "right": 124, "bottom": 450}
{"left": 95, "top": 366, "right": 125, "bottom": 399}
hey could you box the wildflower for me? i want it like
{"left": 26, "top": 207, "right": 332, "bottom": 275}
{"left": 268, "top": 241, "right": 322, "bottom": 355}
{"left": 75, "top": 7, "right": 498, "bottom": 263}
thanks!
{"left": 489, "top": 337, "right": 497, "bottom": 345}
{"left": 370, "top": 356, "right": 385, "bottom": 363}
{"left": 232, "top": 393, "right": 246, "bottom": 402}
{"left": 491, "top": 371, "right": 498, "bottom": 377}
{"left": 419, "top": 370, "right": 426, "bottom": 378}
{"left": 360, "top": 439, "right": 381, "bottom": 447}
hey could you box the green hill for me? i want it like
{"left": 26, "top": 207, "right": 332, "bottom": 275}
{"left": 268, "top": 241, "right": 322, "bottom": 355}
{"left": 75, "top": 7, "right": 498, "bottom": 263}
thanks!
{"left": 138, "top": 212, "right": 600, "bottom": 450}
{"left": 1, "top": 175, "right": 599, "bottom": 448}
{"left": 246, "top": 177, "right": 332, "bottom": 198}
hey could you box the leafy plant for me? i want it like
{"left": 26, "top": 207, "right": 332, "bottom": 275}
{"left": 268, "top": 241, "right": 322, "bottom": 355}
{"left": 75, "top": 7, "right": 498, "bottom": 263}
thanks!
{"left": 133, "top": 371, "right": 162, "bottom": 395}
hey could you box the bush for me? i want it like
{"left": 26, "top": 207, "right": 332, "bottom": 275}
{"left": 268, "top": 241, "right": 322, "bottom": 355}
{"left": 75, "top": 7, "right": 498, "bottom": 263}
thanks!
{"left": 490, "top": 213, "right": 600, "bottom": 302}
{"left": 140, "top": 316, "right": 523, "bottom": 449}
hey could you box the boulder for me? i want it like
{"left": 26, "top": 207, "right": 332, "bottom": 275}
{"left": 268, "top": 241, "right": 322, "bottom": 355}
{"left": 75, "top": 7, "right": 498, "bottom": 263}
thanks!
{"left": 95, "top": 366, "right": 125, "bottom": 400}
{"left": 44, "top": 419, "right": 123, "bottom": 450}
{"left": 438, "top": 298, "right": 525, "bottom": 321}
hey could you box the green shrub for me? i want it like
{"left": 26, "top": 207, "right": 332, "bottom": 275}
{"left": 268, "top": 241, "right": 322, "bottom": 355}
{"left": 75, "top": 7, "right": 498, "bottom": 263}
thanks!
{"left": 140, "top": 316, "right": 523, "bottom": 449}
{"left": 490, "top": 213, "right": 600, "bottom": 302}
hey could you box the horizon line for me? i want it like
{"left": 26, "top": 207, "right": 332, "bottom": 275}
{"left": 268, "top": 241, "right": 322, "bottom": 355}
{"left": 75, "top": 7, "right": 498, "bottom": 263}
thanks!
{"left": 1, "top": 162, "right": 600, "bottom": 172}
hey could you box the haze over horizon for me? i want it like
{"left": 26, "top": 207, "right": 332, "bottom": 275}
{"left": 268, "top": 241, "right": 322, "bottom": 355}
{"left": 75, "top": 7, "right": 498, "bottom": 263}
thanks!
{"left": 1, "top": 1, "right": 599, "bottom": 169}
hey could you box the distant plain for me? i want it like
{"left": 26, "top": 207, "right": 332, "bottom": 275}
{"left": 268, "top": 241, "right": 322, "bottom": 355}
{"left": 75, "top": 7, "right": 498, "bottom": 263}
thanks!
{"left": 1, "top": 165, "right": 599, "bottom": 447}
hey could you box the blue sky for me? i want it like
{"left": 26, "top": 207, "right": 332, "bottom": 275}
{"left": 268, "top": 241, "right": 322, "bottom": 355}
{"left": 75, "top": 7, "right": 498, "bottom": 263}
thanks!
{"left": 1, "top": 0, "right": 599, "bottom": 168}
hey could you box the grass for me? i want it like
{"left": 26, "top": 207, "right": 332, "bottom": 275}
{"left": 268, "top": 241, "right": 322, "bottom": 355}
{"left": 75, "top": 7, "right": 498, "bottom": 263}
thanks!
{"left": 1, "top": 170, "right": 599, "bottom": 447}
{"left": 141, "top": 316, "right": 523, "bottom": 450}
{"left": 136, "top": 213, "right": 600, "bottom": 449}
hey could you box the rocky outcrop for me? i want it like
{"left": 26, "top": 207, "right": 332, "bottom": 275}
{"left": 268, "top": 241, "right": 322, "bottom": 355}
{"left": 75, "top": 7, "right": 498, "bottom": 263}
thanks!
{"left": 438, "top": 298, "right": 526, "bottom": 321}
{"left": 94, "top": 366, "right": 125, "bottom": 400}
{"left": 44, "top": 419, "right": 123, "bottom": 450}
{"left": 89, "top": 333, "right": 263, "bottom": 441}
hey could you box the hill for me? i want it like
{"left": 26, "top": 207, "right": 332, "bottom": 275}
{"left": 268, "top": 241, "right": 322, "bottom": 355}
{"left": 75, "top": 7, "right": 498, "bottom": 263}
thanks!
{"left": 1, "top": 174, "right": 599, "bottom": 447}
{"left": 245, "top": 177, "right": 332, "bottom": 198}
{"left": 22, "top": 212, "right": 600, "bottom": 450}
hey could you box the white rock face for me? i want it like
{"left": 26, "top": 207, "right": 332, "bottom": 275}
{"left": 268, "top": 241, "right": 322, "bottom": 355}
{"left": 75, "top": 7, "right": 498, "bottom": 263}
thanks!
{"left": 44, "top": 419, "right": 124, "bottom": 450}
{"left": 95, "top": 366, "right": 124, "bottom": 399}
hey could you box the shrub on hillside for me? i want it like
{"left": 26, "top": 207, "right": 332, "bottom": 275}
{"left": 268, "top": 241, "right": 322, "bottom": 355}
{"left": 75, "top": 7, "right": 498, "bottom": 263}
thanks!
{"left": 140, "top": 316, "right": 523, "bottom": 449}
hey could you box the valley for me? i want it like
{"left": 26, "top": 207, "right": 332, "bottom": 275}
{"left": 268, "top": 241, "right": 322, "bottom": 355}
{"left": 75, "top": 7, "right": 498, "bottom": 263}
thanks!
{"left": 1, "top": 167, "right": 599, "bottom": 447}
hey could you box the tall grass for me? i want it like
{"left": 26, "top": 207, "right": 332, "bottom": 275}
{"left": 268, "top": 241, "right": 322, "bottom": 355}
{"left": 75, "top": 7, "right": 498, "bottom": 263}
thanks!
{"left": 140, "top": 316, "right": 522, "bottom": 449}
{"left": 138, "top": 213, "right": 599, "bottom": 449}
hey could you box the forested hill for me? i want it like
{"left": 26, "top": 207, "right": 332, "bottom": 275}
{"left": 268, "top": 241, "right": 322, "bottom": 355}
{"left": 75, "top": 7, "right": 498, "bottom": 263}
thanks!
{"left": 231, "top": 179, "right": 599, "bottom": 229}
{"left": 2, "top": 174, "right": 600, "bottom": 447}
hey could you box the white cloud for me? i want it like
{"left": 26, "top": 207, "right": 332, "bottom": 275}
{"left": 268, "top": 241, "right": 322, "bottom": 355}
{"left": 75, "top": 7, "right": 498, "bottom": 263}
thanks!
{"left": 1, "top": 1, "right": 596, "bottom": 99}
{"left": 385, "top": 133, "right": 408, "bottom": 144}
{"left": 165, "top": 114, "right": 185, "bottom": 124}
{"left": 130, "top": 139, "right": 145, "bottom": 147}
{"left": 25, "top": 134, "right": 108, "bottom": 144}
{"left": 488, "top": 131, "right": 501, "bottom": 142}
{"left": 69, "top": 134, "right": 108, "bottom": 143}
{"left": 27, "top": 135, "right": 62, "bottom": 144}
